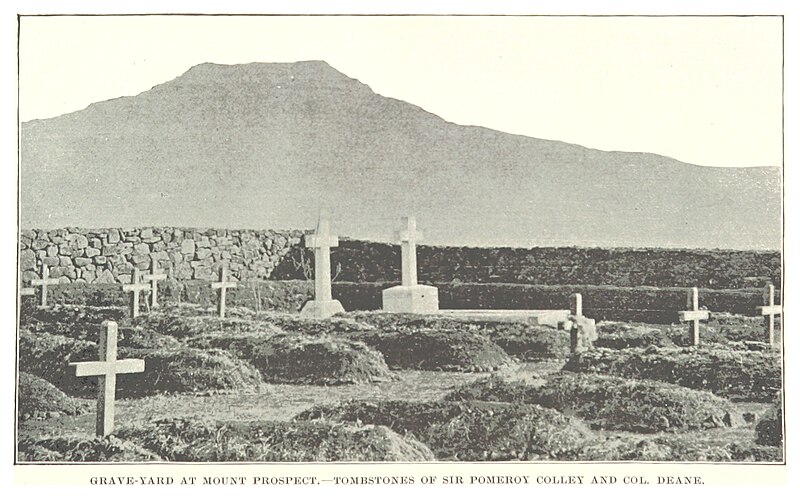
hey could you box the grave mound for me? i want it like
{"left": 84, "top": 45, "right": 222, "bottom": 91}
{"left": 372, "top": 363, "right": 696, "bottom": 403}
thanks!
{"left": 349, "top": 328, "right": 512, "bottom": 372}
{"left": 296, "top": 400, "right": 590, "bottom": 460}
{"left": 19, "top": 330, "right": 99, "bottom": 397}
{"left": 563, "top": 346, "right": 780, "bottom": 402}
{"left": 663, "top": 313, "right": 781, "bottom": 347}
{"left": 190, "top": 334, "right": 393, "bottom": 385}
{"left": 17, "top": 435, "right": 161, "bottom": 462}
{"left": 118, "top": 417, "right": 433, "bottom": 462}
{"left": 594, "top": 322, "right": 674, "bottom": 349}
{"left": 18, "top": 372, "right": 89, "bottom": 419}
{"left": 578, "top": 434, "right": 782, "bottom": 462}
{"left": 755, "top": 399, "right": 783, "bottom": 447}
{"left": 20, "top": 305, "right": 127, "bottom": 340}
{"left": 134, "top": 312, "right": 280, "bottom": 339}
{"left": 447, "top": 372, "right": 742, "bottom": 432}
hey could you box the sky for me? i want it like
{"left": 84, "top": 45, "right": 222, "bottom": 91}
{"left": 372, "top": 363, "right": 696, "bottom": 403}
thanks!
{"left": 18, "top": 14, "right": 783, "bottom": 167}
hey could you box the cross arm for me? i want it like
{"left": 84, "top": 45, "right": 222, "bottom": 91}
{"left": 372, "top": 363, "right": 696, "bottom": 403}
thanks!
{"left": 211, "top": 281, "right": 238, "bottom": 290}
{"left": 143, "top": 273, "right": 167, "bottom": 282}
{"left": 122, "top": 283, "right": 150, "bottom": 292}
{"left": 30, "top": 278, "right": 60, "bottom": 286}
{"left": 20, "top": 288, "right": 35, "bottom": 296}
{"left": 679, "top": 310, "right": 710, "bottom": 322}
{"left": 305, "top": 234, "right": 339, "bottom": 249}
{"left": 70, "top": 359, "right": 145, "bottom": 377}
{"left": 758, "top": 305, "right": 782, "bottom": 316}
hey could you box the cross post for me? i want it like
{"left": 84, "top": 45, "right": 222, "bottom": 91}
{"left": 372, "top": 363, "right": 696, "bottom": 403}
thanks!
{"left": 678, "top": 287, "right": 710, "bottom": 346}
{"left": 570, "top": 293, "right": 583, "bottom": 317}
{"left": 211, "top": 267, "right": 237, "bottom": 318}
{"left": 70, "top": 321, "right": 145, "bottom": 436}
{"left": 757, "top": 283, "right": 781, "bottom": 347}
{"left": 142, "top": 259, "right": 167, "bottom": 308}
{"left": 122, "top": 269, "right": 149, "bottom": 318}
{"left": 396, "top": 216, "right": 422, "bottom": 286}
{"left": 305, "top": 209, "right": 338, "bottom": 302}
{"left": 30, "top": 264, "right": 61, "bottom": 307}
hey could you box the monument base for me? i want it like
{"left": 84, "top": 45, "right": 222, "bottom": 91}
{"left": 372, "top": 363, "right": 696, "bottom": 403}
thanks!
{"left": 382, "top": 285, "right": 439, "bottom": 313}
{"left": 300, "top": 299, "right": 345, "bottom": 318}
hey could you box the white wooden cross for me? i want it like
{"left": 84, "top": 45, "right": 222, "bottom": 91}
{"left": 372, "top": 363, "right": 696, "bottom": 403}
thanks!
{"left": 30, "top": 264, "right": 60, "bottom": 307}
{"left": 211, "top": 267, "right": 237, "bottom": 318}
{"left": 396, "top": 216, "right": 422, "bottom": 286}
{"left": 305, "top": 209, "right": 339, "bottom": 302}
{"left": 70, "top": 321, "right": 145, "bottom": 436}
{"left": 678, "top": 287, "right": 709, "bottom": 346}
{"left": 757, "top": 283, "right": 782, "bottom": 347}
{"left": 142, "top": 259, "right": 166, "bottom": 308}
{"left": 122, "top": 268, "right": 149, "bottom": 318}
{"left": 570, "top": 293, "right": 583, "bottom": 317}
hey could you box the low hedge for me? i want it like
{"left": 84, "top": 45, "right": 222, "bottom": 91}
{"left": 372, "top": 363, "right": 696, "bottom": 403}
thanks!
{"left": 447, "top": 372, "right": 742, "bottom": 432}
{"left": 296, "top": 400, "right": 591, "bottom": 461}
{"left": 118, "top": 417, "right": 433, "bottom": 462}
{"left": 563, "top": 346, "right": 781, "bottom": 402}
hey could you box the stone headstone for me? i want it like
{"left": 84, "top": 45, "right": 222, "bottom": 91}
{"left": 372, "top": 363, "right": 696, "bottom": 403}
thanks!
{"left": 300, "top": 209, "right": 345, "bottom": 318}
{"left": 382, "top": 216, "right": 439, "bottom": 313}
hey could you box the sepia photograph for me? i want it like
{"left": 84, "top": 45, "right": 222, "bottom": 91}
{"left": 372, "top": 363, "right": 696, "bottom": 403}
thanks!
{"left": 8, "top": 6, "right": 791, "bottom": 487}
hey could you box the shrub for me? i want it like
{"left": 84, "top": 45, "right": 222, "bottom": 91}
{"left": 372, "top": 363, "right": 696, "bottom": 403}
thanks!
{"left": 755, "top": 399, "right": 783, "bottom": 447}
{"left": 447, "top": 372, "right": 742, "bottom": 432}
{"left": 594, "top": 322, "right": 674, "bottom": 349}
{"left": 563, "top": 346, "right": 781, "bottom": 402}
{"left": 296, "top": 400, "right": 592, "bottom": 461}
{"left": 118, "top": 417, "right": 433, "bottom": 462}
{"left": 18, "top": 372, "right": 88, "bottom": 418}
{"left": 17, "top": 435, "right": 161, "bottom": 462}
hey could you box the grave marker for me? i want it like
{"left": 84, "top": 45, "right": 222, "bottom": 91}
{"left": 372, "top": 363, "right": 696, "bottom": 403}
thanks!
{"left": 122, "top": 268, "right": 149, "bottom": 318}
{"left": 211, "top": 267, "right": 237, "bottom": 318}
{"left": 568, "top": 293, "right": 596, "bottom": 354}
{"left": 757, "top": 283, "right": 781, "bottom": 347}
{"left": 30, "top": 264, "right": 60, "bottom": 307}
{"left": 382, "top": 216, "right": 439, "bottom": 313}
{"left": 142, "top": 259, "right": 166, "bottom": 308}
{"left": 70, "top": 321, "right": 145, "bottom": 436}
{"left": 300, "top": 209, "right": 345, "bottom": 318}
{"left": 678, "top": 287, "right": 709, "bottom": 346}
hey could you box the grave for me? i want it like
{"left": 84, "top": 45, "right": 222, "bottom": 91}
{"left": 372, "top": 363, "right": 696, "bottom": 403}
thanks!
{"left": 382, "top": 216, "right": 439, "bottom": 313}
{"left": 122, "top": 268, "right": 150, "bottom": 318}
{"left": 300, "top": 209, "right": 345, "bottom": 318}
{"left": 678, "top": 287, "right": 709, "bottom": 346}
{"left": 757, "top": 283, "right": 782, "bottom": 347}
{"left": 567, "top": 293, "right": 596, "bottom": 354}
{"left": 30, "top": 264, "right": 60, "bottom": 307}
{"left": 69, "top": 321, "right": 145, "bottom": 436}
{"left": 211, "top": 267, "right": 237, "bottom": 318}
{"left": 142, "top": 259, "right": 166, "bottom": 308}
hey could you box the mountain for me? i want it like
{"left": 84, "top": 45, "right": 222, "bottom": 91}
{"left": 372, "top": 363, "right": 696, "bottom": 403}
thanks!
{"left": 20, "top": 61, "right": 781, "bottom": 250}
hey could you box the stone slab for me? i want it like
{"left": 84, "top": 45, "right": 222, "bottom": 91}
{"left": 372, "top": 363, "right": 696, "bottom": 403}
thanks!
{"left": 300, "top": 299, "right": 345, "bottom": 319}
{"left": 382, "top": 284, "right": 439, "bottom": 313}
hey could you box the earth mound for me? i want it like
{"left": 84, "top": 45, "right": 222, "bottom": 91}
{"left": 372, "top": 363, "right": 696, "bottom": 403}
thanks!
{"left": 18, "top": 372, "right": 89, "bottom": 419}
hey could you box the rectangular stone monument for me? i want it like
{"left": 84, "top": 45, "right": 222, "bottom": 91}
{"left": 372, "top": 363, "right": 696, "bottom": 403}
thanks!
{"left": 382, "top": 216, "right": 439, "bottom": 313}
{"left": 30, "top": 264, "right": 60, "bottom": 307}
{"left": 300, "top": 209, "right": 345, "bottom": 318}
{"left": 70, "top": 321, "right": 145, "bottom": 436}
{"left": 142, "top": 259, "right": 166, "bottom": 308}
{"left": 211, "top": 266, "right": 237, "bottom": 318}
{"left": 122, "top": 268, "right": 149, "bottom": 318}
{"left": 757, "top": 283, "right": 781, "bottom": 347}
{"left": 678, "top": 287, "right": 709, "bottom": 346}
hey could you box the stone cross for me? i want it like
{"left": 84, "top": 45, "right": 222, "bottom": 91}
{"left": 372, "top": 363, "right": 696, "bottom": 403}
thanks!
{"left": 30, "top": 264, "right": 60, "bottom": 307}
{"left": 678, "top": 287, "right": 709, "bottom": 346}
{"left": 122, "top": 269, "right": 149, "bottom": 318}
{"left": 396, "top": 216, "right": 422, "bottom": 286}
{"left": 306, "top": 209, "right": 338, "bottom": 302}
{"left": 757, "top": 283, "right": 781, "bottom": 347}
{"left": 70, "top": 321, "right": 145, "bottom": 437}
{"left": 211, "top": 267, "right": 237, "bottom": 318}
{"left": 142, "top": 259, "right": 166, "bottom": 308}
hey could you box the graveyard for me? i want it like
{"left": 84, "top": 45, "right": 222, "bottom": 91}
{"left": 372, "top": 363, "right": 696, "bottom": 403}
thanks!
{"left": 16, "top": 215, "right": 784, "bottom": 463}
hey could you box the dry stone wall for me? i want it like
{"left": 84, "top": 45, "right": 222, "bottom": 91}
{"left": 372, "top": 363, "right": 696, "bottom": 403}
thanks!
{"left": 19, "top": 228, "right": 304, "bottom": 285}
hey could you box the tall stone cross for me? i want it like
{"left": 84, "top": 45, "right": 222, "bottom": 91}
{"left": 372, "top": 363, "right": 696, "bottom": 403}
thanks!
{"left": 70, "top": 321, "right": 145, "bottom": 437}
{"left": 30, "top": 264, "right": 60, "bottom": 307}
{"left": 211, "top": 267, "right": 237, "bottom": 318}
{"left": 757, "top": 283, "right": 782, "bottom": 347}
{"left": 397, "top": 216, "right": 421, "bottom": 286}
{"left": 678, "top": 287, "right": 710, "bottom": 346}
{"left": 381, "top": 216, "right": 439, "bottom": 313}
{"left": 300, "top": 209, "right": 345, "bottom": 318}
{"left": 142, "top": 259, "right": 166, "bottom": 308}
{"left": 122, "top": 269, "right": 149, "bottom": 318}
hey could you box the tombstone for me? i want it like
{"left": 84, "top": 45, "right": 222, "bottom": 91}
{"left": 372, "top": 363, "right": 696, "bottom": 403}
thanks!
{"left": 300, "top": 209, "right": 345, "bottom": 318}
{"left": 678, "top": 287, "right": 710, "bottom": 346}
{"left": 567, "top": 293, "right": 596, "bottom": 354}
{"left": 122, "top": 268, "right": 149, "bottom": 318}
{"left": 30, "top": 264, "right": 60, "bottom": 307}
{"left": 142, "top": 259, "right": 166, "bottom": 308}
{"left": 757, "top": 283, "right": 781, "bottom": 347}
{"left": 211, "top": 267, "right": 237, "bottom": 318}
{"left": 70, "top": 321, "right": 145, "bottom": 436}
{"left": 382, "top": 216, "right": 439, "bottom": 313}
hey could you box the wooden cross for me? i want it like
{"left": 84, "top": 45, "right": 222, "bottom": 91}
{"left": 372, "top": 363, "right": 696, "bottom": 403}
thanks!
{"left": 396, "top": 216, "right": 422, "bottom": 286}
{"left": 757, "top": 283, "right": 781, "bottom": 347}
{"left": 142, "top": 259, "right": 167, "bottom": 308}
{"left": 211, "top": 267, "right": 237, "bottom": 318}
{"left": 570, "top": 293, "right": 583, "bottom": 317}
{"left": 70, "top": 321, "right": 145, "bottom": 437}
{"left": 678, "top": 287, "right": 709, "bottom": 346}
{"left": 122, "top": 268, "right": 149, "bottom": 318}
{"left": 305, "top": 209, "right": 339, "bottom": 302}
{"left": 30, "top": 264, "right": 60, "bottom": 307}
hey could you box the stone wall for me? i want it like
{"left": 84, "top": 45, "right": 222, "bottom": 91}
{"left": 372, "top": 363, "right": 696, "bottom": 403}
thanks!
{"left": 19, "top": 227, "right": 304, "bottom": 285}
